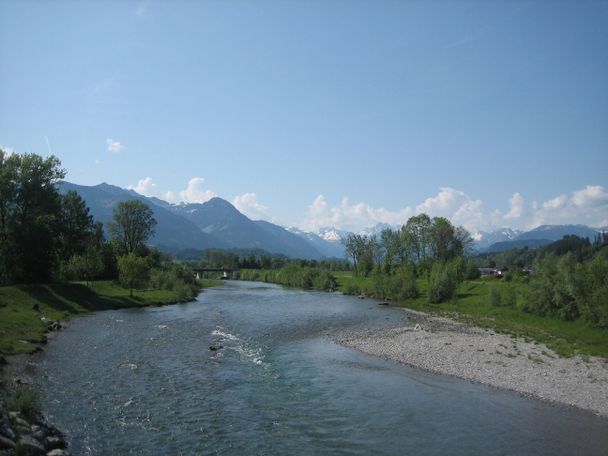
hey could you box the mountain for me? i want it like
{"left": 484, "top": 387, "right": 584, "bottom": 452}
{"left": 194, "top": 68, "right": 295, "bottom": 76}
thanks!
{"left": 473, "top": 228, "right": 522, "bottom": 251}
{"left": 59, "top": 182, "right": 225, "bottom": 251}
{"left": 167, "top": 198, "right": 327, "bottom": 259}
{"left": 287, "top": 227, "right": 346, "bottom": 259}
{"left": 359, "top": 223, "right": 396, "bottom": 237}
{"left": 516, "top": 224, "right": 599, "bottom": 241}
{"left": 317, "top": 227, "right": 351, "bottom": 242}
{"left": 62, "top": 183, "right": 336, "bottom": 258}
{"left": 483, "top": 224, "right": 600, "bottom": 253}
{"left": 483, "top": 238, "right": 553, "bottom": 253}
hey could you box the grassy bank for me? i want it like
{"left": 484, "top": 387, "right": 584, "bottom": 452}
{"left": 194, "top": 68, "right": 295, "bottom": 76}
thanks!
{"left": 335, "top": 272, "right": 608, "bottom": 358}
{"left": 0, "top": 280, "right": 207, "bottom": 356}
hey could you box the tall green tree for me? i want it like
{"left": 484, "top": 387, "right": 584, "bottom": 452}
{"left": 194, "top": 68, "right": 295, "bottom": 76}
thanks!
{"left": 0, "top": 150, "right": 18, "bottom": 283}
{"left": 6, "top": 153, "right": 66, "bottom": 282}
{"left": 108, "top": 200, "right": 157, "bottom": 254}
{"left": 58, "top": 190, "right": 95, "bottom": 261}
{"left": 344, "top": 233, "right": 367, "bottom": 275}
{"left": 402, "top": 214, "right": 432, "bottom": 264}
{"left": 117, "top": 253, "right": 150, "bottom": 296}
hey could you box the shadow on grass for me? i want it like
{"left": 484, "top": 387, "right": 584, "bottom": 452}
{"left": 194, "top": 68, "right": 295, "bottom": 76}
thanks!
{"left": 21, "top": 283, "right": 148, "bottom": 314}
{"left": 456, "top": 292, "right": 477, "bottom": 299}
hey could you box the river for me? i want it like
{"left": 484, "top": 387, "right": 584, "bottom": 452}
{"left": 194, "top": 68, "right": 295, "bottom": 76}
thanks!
{"left": 32, "top": 281, "right": 608, "bottom": 455}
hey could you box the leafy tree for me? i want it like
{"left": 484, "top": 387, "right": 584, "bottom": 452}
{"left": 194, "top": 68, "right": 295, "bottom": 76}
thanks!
{"left": 344, "top": 233, "right": 367, "bottom": 274}
{"left": 402, "top": 214, "right": 432, "bottom": 264}
{"left": 117, "top": 253, "right": 150, "bottom": 296}
{"left": 66, "top": 246, "right": 104, "bottom": 287}
{"left": 2, "top": 152, "right": 65, "bottom": 283}
{"left": 58, "top": 190, "right": 95, "bottom": 261}
{"left": 0, "top": 150, "right": 18, "bottom": 283}
{"left": 109, "top": 200, "right": 157, "bottom": 254}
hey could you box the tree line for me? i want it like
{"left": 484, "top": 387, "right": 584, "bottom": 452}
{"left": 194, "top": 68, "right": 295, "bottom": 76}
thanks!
{"left": 344, "top": 214, "right": 473, "bottom": 277}
{"left": 0, "top": 150, "right": 198, "bottom": 300}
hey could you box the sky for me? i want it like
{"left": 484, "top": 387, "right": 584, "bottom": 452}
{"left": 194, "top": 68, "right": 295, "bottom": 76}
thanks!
{"left": 1, "top": 0, "right": 607, "bottom": 234}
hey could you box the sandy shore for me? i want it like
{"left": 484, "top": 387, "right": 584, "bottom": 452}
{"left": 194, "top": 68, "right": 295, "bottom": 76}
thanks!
{"left": 334, "top": 310, "right": 608, "bottom": 417}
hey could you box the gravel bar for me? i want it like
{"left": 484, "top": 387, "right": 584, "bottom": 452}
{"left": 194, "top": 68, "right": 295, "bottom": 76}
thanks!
{"left": 333, "top": 310, "right": 608, "bottom": 416}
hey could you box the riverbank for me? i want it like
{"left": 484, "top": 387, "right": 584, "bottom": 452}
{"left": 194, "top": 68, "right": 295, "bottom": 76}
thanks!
{"left": 0, "top": 280, "right": 221, "bottom": 455}
{"left": 334, "top": 309, "right": 608, "bottom": 417}
{"left": 0, "top": 281, "right": 210, "bottom": 358}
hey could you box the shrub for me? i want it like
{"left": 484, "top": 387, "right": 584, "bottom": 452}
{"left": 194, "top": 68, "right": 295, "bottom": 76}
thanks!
{"left": 392, "top": 265, "right": 418, "bottom": 300}
{"left": 428, "top": 260, "right": 459, "bottom": 304}
{"left": 489, "top": 285, "right": 502, "bottom": 307}
{"left": 502, "top": 285, "right": 517, "bottom": 307}
{"left": 8, "top": 387, "right": 41, "bottom": 421}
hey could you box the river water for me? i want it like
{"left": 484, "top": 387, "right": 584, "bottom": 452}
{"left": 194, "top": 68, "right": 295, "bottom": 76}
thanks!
{"left": 33, "top": 281, "right": 608, "bottom": 455}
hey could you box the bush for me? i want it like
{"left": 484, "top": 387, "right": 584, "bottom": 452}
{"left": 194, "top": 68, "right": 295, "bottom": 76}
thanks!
{"left": 149, "top": 264, "right": 199, "bottom": 301}
{"left": 428, "top": 260, "right": 459, "bottom": 304}
{"left": 503, "top": 285, "right": 517, "bottom": 307}
{"left": 8, "top": 387, "right": 41, "bottom": 421}
{"left": 392, "top": 265, "right": 418, "bottom": 300}
{"left": 343, "top": 283, "right": 360, "bottom": 295}
{"left": 489, "top": 285, "right": 502, "bottom": 307}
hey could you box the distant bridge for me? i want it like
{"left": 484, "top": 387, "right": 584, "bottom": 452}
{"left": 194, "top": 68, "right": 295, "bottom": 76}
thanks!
{"left": 192, "top": 268, "right": 236, "bottom": 279}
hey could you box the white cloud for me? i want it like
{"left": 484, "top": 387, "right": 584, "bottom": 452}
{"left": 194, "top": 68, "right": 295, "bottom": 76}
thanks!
{"left": 106, "top": 138, "right": 125, "bottom": 153}
{"left": 128, "top": 177, "right": 157, "bottom": 197}
{"left": 572, "top": 185, "right": 608, "bottom": 208}
{"left": 529, "top": 185, "right": 608, "bottom": 229}
{"left": 179, "top": 177, "right": 216, "bottom": 204}
{"left": 233, "top": 193, "right": 268, "bottom": 220}
{"left": 504, "top": 192, "right": 525, "bottom": 220}
{"left": 416, "top": 187, "right": 467, "bottom": 215}
{"left": 0, "top": 145, "right": 15, "bottom": 156}
{"left": 298, "top": 185, "right": 608, "bottom": 235}
{"left": 301, "top": 195, "right": 412, "bottom": 233}
{"left": 128, "top": 177, "right": 177, "bottom": 203}
{"left": 542, "top": 194, "right": 568, "bottom": 210}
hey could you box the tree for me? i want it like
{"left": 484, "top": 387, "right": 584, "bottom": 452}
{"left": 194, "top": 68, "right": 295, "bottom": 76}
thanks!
{"left": 344, "top": 233, "right": 367, "bottom": 274}
{"left": 58, "top": 190, "right": 95, "bottom": 261}
{"left": 117, "top": 253, "right": 150, "bottom": 296}
{"left": 108, "top": 200, "right": 157, "bottom": 254}
{"left": 402, "top": 214, "right": 432, "bottom": 264}
{"left": 1, "top": 153, "right": 66, "bottom": 283}
{"left": 66, "top": 246, "right": 104, "bottom": 287}
{"left": 0, "top": 150, "right": 18, "bottom": 283}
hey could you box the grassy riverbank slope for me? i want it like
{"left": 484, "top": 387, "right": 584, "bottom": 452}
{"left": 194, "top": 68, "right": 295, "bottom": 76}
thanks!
{"left": 0, "top": 280, "right": 219, "bottom": 357}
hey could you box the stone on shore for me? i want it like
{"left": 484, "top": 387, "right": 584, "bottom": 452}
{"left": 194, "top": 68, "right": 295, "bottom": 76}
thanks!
{"left": 18, "top": 434, "right": 47, "bottom": 455}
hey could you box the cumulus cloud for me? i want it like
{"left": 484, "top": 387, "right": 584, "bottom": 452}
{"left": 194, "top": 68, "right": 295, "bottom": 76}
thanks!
{"left": 416, "top": 187, "right": 467, "bottom": 215}
{"left": 301, "top": 195, "right": 412, "bottom": 233}
{"left": 128, "top": 177, "right": 176, "bottom": 202}
{"left": 106, "top": 138, "right": 125, "bottom": 153}
{"left": 299, "top": 184, "right": 608, "bottom": 235}
{"left": 233, "top": 193, "right": 269, "bottom": 220}
{"left": 0, "top": 145, "right": 15, "bottom": 156}
{"left": 504, "top": 193, "right": 525, "bottom": 220}
{"left": 179, "top": 177, "right": 216, "bottom": 204}
{"left": 530, "top": 185, "right": 608, "bottom": 228}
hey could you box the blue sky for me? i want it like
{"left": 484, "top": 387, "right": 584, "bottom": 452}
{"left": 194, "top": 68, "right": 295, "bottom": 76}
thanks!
{"left": 1, "top": 0, "right": 607, "bottom": 234}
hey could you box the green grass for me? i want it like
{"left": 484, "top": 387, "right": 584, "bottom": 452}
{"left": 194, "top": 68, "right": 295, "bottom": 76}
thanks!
{"left": 0, "top": 281, "right": 203, "bottom": 356}
{"left": 334, "top": 272, "right": 608, "bottom": 358}
{"left": 199, "top": 279, "right": 223, "bottom": 288}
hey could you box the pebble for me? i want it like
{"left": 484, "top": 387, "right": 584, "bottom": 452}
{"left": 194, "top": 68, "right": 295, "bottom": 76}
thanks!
{"left": 334, "top": 312, "right": 608, "bottom": 417}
